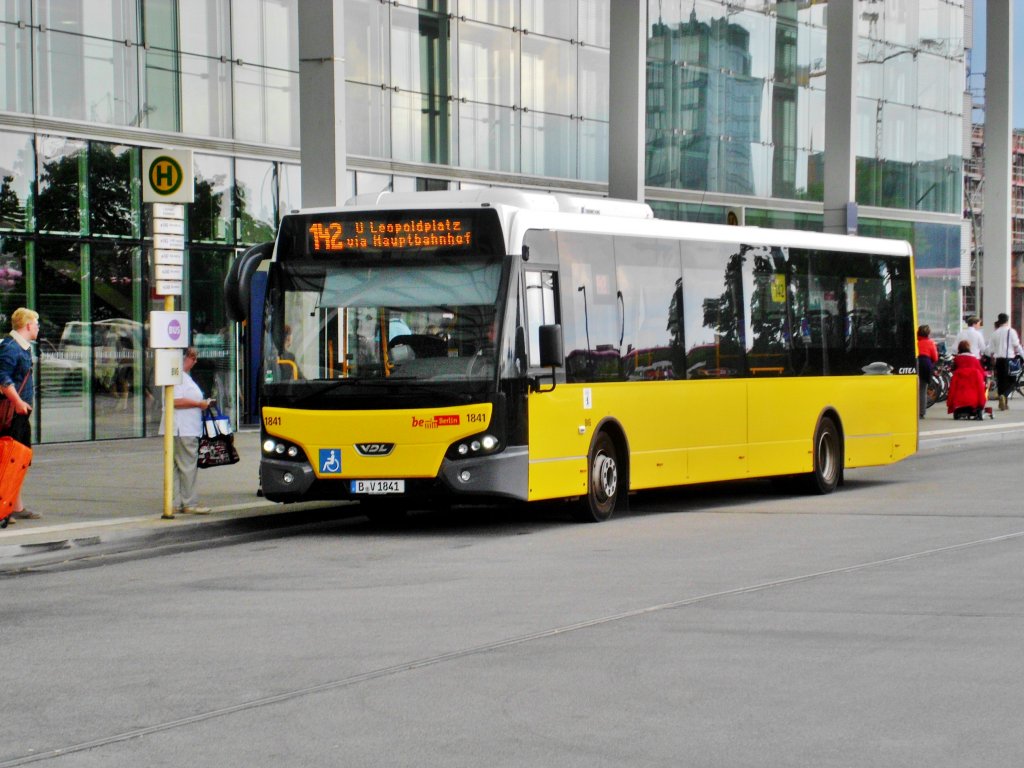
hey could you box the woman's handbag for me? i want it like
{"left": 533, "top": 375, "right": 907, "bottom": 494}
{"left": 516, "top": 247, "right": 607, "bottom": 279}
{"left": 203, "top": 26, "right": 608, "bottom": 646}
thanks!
{"left": 0, "top": 373, "right": 30, "bottom": 433}
{"left": 198, "top": 406, "right": 239, "bottom": 469}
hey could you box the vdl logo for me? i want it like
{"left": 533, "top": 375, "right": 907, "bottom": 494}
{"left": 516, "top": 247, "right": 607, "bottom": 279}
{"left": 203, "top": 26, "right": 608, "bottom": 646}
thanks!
{"left": 148, "top": 155, "right": 184, "bottom": 197}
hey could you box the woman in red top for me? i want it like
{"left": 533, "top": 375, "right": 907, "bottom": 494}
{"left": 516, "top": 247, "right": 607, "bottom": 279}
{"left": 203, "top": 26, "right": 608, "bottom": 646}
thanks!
{"left": 917, "top": 324, "right": 939, "bottom": 419}
{"left": 946, "top": 339, "right": 987, "bottom": 416}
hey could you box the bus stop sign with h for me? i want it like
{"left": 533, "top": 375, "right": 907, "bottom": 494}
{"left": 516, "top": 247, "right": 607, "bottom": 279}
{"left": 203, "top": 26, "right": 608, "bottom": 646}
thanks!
{"left": 143, "top": 148, "right": 194, "bottom": 519}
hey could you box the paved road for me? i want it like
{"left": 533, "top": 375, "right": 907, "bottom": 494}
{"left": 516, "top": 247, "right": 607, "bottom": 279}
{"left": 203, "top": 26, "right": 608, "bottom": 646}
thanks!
{"left": 3, "top": 441, "right": 1022, "bottom": 767}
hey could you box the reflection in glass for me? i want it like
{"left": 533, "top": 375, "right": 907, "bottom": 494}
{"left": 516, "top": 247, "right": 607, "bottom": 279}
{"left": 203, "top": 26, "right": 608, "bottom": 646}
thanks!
{"left": 89, "top": 144, "right": 138, "bottom": 237}
{"left": 235, "top": 158, "right": 277, "bottom": 244}
{"left": 92, "top": 243, "right": 143, "bottom": 439}
{"left": 459, "top": 102, "right": 517, "bottom": 172}
{"left": 522, "top": 111, "right": 575, "bottom": 178}
{"left": 0, "top": 132, "right": 33, "bottom": 231}
{"left": 0, "top": 21, "right": 31, "bottom": 112}
{"left": 191, "top": 154, "right": 232, "bottom": 243}
{"left": 0, "top": 237, "right": 29, "bottom": 328}
{"left": 36, "top": 136, "right": 85, "bottom": 234}
{"left": 189, "top": 247, "right": 234, "bottom": 426}
{"left": 346, "top": 81, "right": 388, "bottom": 158}
{"left": 181, "top": 52, "right": 231, "bottom": 138}
{"left": 38, "top": 239, "right": 89, "bottom": 442}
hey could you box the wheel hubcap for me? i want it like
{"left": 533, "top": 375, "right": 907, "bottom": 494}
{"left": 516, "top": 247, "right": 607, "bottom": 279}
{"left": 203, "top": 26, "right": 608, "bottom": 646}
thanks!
{"left": 817, "top": 433, "right": 836, "bottom": 484}
{"left": 593, "top": 452, "right": 618, "bottom": 502}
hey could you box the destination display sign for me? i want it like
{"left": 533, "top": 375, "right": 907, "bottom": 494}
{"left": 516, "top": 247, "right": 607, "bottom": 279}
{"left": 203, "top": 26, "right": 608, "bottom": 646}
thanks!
{"left": 275, "top": 208, "right": 505, "bottom": 260}
{"left": 307, "top": 216, "right": 474, "bottom": 253}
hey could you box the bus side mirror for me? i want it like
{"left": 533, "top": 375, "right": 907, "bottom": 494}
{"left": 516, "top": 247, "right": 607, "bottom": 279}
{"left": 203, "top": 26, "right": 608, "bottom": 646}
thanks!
{"left": 532, "top": 324, "right": 562, "bottom": 393}
{"left": 538, "top": 324, "right": 563, "bottom": 369}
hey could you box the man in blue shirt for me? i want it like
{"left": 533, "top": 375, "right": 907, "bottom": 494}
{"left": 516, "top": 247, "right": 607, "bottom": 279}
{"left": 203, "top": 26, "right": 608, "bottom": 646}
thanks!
{"left": 0, "top": 307, "right": 40, "bottom": 521}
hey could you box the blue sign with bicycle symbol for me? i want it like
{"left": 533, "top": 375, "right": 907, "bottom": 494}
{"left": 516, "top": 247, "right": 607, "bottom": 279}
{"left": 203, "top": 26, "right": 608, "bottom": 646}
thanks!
{"left": 319, "top": 449, "right": 342, "bottom": 475}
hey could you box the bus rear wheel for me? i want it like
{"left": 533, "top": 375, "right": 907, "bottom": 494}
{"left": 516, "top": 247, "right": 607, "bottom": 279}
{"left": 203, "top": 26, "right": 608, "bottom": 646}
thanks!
{"left": 806, "top": 416, "right": 842, "bottom": 494}
{"left": 573, "top": 432, "right": 619, "bottom": 523}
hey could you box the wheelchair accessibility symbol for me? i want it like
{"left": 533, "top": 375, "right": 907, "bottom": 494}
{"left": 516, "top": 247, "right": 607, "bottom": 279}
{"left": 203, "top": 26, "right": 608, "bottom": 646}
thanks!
{"left": 319, "top": 449, "right": 342, "bottom": 475}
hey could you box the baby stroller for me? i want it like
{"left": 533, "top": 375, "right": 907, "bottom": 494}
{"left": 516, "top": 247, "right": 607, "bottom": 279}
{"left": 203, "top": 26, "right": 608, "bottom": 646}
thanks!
{"left": 947, "top": 352, "right": 992, "bottom": 420}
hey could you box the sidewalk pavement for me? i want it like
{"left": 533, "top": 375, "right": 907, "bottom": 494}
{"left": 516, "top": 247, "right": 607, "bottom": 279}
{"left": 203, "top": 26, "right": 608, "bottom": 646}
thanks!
{"left": 3, "top": 404, "right": 1024, "bottom": 565}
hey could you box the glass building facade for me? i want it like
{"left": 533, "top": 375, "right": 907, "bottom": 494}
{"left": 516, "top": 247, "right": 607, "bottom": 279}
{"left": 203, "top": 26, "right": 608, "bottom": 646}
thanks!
{"left": 0, "top": 0, "right": 968, "bottom": 443}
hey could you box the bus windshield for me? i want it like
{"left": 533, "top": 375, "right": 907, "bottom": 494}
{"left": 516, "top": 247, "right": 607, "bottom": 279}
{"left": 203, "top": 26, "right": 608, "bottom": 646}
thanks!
{"left": 264, "top": 256, "right": 504, "bottom": 384}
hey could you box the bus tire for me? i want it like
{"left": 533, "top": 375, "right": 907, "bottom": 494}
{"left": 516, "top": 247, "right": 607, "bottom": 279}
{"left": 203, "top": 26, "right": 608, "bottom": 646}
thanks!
{"left": 805, "top": 415, "right": 842, "bottom": 494}
{"left": 573, "top": 431, "right": 619, "bottom": 523}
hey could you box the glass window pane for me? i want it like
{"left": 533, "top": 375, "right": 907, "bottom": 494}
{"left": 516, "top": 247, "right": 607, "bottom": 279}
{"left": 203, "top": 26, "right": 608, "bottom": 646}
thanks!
{"left": 266, "top": 68, "right": 298, "bottom": 147}
{"left": 521, "top": 34, "right": 574, "bottom": 115}
{"left": 143, "top": 0, "right": 176, "bottom": 49}
{"left": 89, "top": 143, "right": 138, "bottom": 237}
{"left": 559, "top": 232, "right": 620, "bottom": 383}
{"left": 392, "top": 91, "right": 450, "bottom": 164}
{"left": 579, "top": 0, "right": 609, "bottom": 47}
{"left": 458, "top": 0, "right": 515, "bottom": 27}
{"left": 614, "top": 235, "right": 683, "bottom": 380}
{"left": 346, "top": 81, "right": 389, "bottom": 158}
{"left": 0, "top": 131, "right": 34, "bottom": 231}
{"left": 458, "top": 101, "right": 517, "bottom": 172}
{"left": 0, "top": 0, "right": 30, "bottom": 22}
{"left": 142, "top": 47, "right": 180, "bottom": 131}
{"left": 345, "top": 0, "right": 387, "bottom": 84}
{"left": 680, "top": 241, "right": 744, "bottom": 378}
{"left": 522, "top": 0, "right": 575, "bottom": 39}
{"left": 191, "top": 153, "right": 232, "bottom": 243}
{"left": 578, "top": 44, "right": 607, "bottom": 120}
{"left": 235, "top": 158, "right": 276, "bottom": 244}
{"left": 458, "top": 21, "right": 514, "bottom": 105}
{"left": 742, "top": 245, "right": 793, "bottom": 376}
{"left": 36, "top": 135, "right": 84, "bottom": 234}
{"left": 35, "top": 0, "right": 139, "bottom": 40}
{"left": 188, "top": 248, "right": 235, "bottom": 425}
{"left": 181, "top": 52, "right": 231, "bottom": 137}
{"left": 0, "top": 237, "right": 29, "bottom": 323}
{"left": 235, "top": 64, "right": 297, "bottom": 144}
{"left": 179, "top": 0, "right": 229, "bottom": 56}
{"left": 277, "top": 162, "right": 301, "bottom": 222}
{"left": 34, "top": 28, "right": 141, "bottom": 125}
{"left": 578, "top": 117, "right": 607, "bottom": 182}
{"left": 38, "top": 239, "right": 90, "bottom": 442}
{"left": 0, "top": 21, "right": 32, "bottom": 112}
{"left": 231, "top": 0, "right": 296, "bottom": 69}
{"left": 91, "top": 243, "right": 143, "bottom": 439}
{"left": 522, "top": 110, "right": 574, "bottom": 177}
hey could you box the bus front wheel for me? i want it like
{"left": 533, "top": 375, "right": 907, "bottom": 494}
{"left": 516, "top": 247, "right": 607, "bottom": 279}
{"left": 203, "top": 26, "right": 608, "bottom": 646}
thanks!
{"left": 573, "top": 432, "right": 619, "bottom": 523}
{"left": 806, "top": 416, "right": 842, "bottom": 494}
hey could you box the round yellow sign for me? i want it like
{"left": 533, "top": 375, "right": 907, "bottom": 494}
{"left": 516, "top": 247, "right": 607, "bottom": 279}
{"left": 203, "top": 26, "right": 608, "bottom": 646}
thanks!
{"left": 148, "top": 156, "right": 184, "bottom": 196}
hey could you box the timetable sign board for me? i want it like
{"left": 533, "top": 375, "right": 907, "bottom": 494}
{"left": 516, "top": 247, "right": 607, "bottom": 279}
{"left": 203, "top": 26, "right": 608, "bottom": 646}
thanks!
{"left": 155, "top": 264, "right": 184, "bottom": 281}
{"left": 153, "top": 203, "right": 185, "bottom": 220}
{"left": 153, "top": 217, "right": 185, "bottom": 235}
{"left": 154, "top": 280, "right": 183, "bottom": 297}
{"left": 153, "top": 249, "right": 184, "bottom": 266}
{"left": 154, "top": 234, "right": 185, "bottom": 251}
{"left": 154, "top": 348, "right": 184, "bottom": 385}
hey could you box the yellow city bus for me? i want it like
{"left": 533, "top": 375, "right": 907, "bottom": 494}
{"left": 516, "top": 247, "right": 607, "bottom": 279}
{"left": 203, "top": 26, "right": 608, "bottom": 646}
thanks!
{"left": 228, "top": 189, "right": 918, "bottom": 522}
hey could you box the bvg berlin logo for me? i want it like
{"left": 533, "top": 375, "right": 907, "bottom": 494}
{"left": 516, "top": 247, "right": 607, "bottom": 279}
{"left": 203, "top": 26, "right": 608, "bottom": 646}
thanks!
{"left": 148, "top": 156, "right": 184, "bottom": 196}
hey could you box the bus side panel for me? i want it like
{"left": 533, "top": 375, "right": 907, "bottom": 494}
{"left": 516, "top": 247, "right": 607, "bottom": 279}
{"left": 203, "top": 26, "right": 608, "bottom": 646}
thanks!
{"left": 675, "top": 380, "right": 748, "bottom": 484}
{"left": 746, "top": 375, "right": 918, "bottom": 476}
{"left": 526, "top": 386, "right": 590, "bottom": 501}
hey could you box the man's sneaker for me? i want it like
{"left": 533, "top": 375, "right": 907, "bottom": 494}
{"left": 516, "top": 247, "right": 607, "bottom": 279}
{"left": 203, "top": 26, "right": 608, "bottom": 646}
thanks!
{"left": 12, "top": 510, "right": 40, "bottom": 520}
{"left": 180, "top": 506, "right": 212, "bottom": 515}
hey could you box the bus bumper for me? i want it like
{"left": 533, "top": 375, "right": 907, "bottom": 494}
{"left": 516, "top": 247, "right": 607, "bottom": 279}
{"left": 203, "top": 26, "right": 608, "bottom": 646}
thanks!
{"left": 260, "top": 446, "right": 529, "bottom": 503}
{"left": 438, "top": 446, "right": 528, "bottom": 501}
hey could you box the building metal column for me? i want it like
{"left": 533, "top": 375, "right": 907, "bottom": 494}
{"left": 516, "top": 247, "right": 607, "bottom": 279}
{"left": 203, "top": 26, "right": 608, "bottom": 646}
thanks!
{"left": 298, "top": 1, "right": 347, "bottom": 209}
{"left": 823, "top": 0, "right": 857, "bottom": 235}
{"left": 608, "top": 0, "right": 646, "bottom": 202}
{"left": 981, "top": 1, "right": 1013, "bottom": 327}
